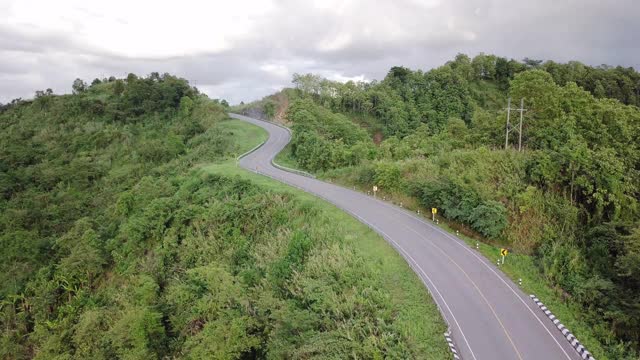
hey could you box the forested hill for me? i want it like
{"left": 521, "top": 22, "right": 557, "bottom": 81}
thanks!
{"left": 0, "top": 74, "right": 221, "bottom": 356}
{"left": 1, "top": 73, "right": 207, "bottom": 296}
{"left": 0, "top": 74, "right": 452, "bottom": 359}
{"left": 242, "top": 54, "right": 640, "bottom": 357}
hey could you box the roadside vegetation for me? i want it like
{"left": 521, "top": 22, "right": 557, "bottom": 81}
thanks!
{"left": 0, "top": 74, "right": 449, "bottom": 359}
{"left": 240, "top": 54, "right": 640, "bottom": 358}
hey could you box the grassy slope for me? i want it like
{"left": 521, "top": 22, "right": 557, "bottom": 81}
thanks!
{"left": 273, "top": 142, "right": 300, "bottom": 169}
{"left": 217, "top": 117, "right": 270, "bottom": 153}
{"left": 206, "top": 118, "right": 451, "bottom": 358}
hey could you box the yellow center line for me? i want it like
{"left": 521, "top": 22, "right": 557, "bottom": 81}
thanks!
{"left": 399, "top": 219, "right": 525, "bottom": 360}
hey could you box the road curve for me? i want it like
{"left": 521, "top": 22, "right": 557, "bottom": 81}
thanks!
{"left": 231, "top": 113, "right": 582, "bottom": 360}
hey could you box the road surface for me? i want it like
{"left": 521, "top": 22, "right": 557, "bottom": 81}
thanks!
{"left": 231, "top": 113, "right": 583, "bottom": 360}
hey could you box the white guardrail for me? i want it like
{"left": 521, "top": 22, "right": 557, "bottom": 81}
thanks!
{"left": 235, "top": 138, "right": 266, "bottom": 164}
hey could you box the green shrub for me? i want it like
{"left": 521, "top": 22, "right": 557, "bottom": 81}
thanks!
{"left": 469, "top": 200, "right": 508, "bottom": 238}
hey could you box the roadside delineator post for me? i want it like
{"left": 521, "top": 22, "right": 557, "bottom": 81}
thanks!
{"left": 529, "top": 295, "right": 595, "bottom": 359}
{"left": 444, "top": 331, "right": 461, "bottom": 360}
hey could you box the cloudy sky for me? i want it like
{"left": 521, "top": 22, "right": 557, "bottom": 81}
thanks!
{"left": 1, "top": 0, "right": 639, "bottom": 104}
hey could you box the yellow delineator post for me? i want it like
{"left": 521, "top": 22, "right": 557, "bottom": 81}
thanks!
{"left": 500, "top": 248, "right": 508, "bottom": 264}
{"left": 431, "top": 207, "right": 437, "bottom": 221}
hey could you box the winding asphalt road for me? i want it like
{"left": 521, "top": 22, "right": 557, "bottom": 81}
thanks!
{"left": 231, "top": 113, "right": 583, "bottom": 360}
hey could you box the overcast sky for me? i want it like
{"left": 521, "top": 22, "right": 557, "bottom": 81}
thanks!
{"left": 1, "top": 0, "right": 639, "bottom": 104}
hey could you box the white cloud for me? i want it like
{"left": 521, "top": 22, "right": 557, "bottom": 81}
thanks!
{"left": 3, "top": 0, "right": 275, "bottom": 58}
{"left": 259, "top": 63, "right": 289, "bottom": 78}
{"left": 325, "top": 72, "right": 368, "bottom": 83}
{"left": 317, "top": 33, "right": 353, "bottom": 52}
{"left": 0, "top": 0, "right": 638, "bottom": 104}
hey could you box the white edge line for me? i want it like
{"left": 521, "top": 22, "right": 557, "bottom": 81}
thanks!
{"left": 368, "top": 197, "right": 578, "bottom": 360}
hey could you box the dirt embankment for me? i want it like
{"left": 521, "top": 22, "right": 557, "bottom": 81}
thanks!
{"left": 274, "top": 92, "right": 289, "bottom": 124}
{"left": 238, "top": 90, "right": 291, "bottom": 125}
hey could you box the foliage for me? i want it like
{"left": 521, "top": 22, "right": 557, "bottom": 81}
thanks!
{"left": 285, "top": 54, "right": 640, "bottom": 356}
{"left": 287, "top": 98, "right": 375, "bottom": 171}
{"left": 0, "top": 75, "right": 447, "bottom": 359}
{"left": 263, "top": 100, "right": 276, "bottom": 119}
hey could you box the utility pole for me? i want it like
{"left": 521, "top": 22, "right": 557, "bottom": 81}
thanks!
{"left": 504, "top": 98, "right": 526, "bottom": 151}
{"left": 505, "top": 98, "right": 511, "bottom": 150}
{"left": 517, "top": 98, "right": 525, "bottom": 151}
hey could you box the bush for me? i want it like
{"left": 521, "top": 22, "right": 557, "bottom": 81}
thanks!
{"left": 468, "top": 200, "right": 508, "bottom": 238}
{"left": 415, "top": 179, "right": 507, "bottom": 239}
{"left": 373, "top": 161, "right": 403, "bottom": 191}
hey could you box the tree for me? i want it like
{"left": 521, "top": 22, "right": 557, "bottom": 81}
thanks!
{"left": 495, "top": 57, "right": 526, "bottom": 89}
{"left": 179, "top": 96, "right": 194, "bottom": 117}
{"left": 72, "top": 78, "right": 87, "bottom": 94}
{"left": 594, "top": 81, "right": 606, "bottom": 98}
{"left": 54, "top": 219, "right": 106, "bottom": 287}
{"left": 472, "top": 53, "right": 497, "bottom": 80}
{"left": 509, "top": 70, "right": 563, "bottom": 149}
{"left": 113, "top": 79, "right": 125, "bottom": 96}
{"left": 386, "top": 66, "right": 413, "bottom": 86}
{"left": 451, "top": 53, "right": 474, "bottom": 81}
{"left": 469, "top": 201, "right": 508, "bottom": 238}
{"left": 108, "top": 307, "right": 166, "bottom": 359}
{"left": 263, "top": 100, "right": 276, "bottom": 119}
{"left": 523, "top": 58, "right": 544, "bottom": 69}
{"left": 617, "top": 227, "right": 640, "bottom": 287}
{"left": 292, "top": 73, "right": 323, "bottom": 96}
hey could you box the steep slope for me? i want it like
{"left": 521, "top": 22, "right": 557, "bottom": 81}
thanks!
{"left": 0, "top": 75, "right": 451, "bottom": 359}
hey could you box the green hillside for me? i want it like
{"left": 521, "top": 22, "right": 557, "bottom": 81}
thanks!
{"left": 0, "top": 74, "right": 449, "bottom": 359}
{"left": 248, "top": 54, "right": 640, "bottom": 358}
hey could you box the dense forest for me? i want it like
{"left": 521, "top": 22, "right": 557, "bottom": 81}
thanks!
{"left": 0, "top": 74, "right": 449, "bottom": 358}
{"left": 245, "top": 54, "right": 640, "bottom": 358}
